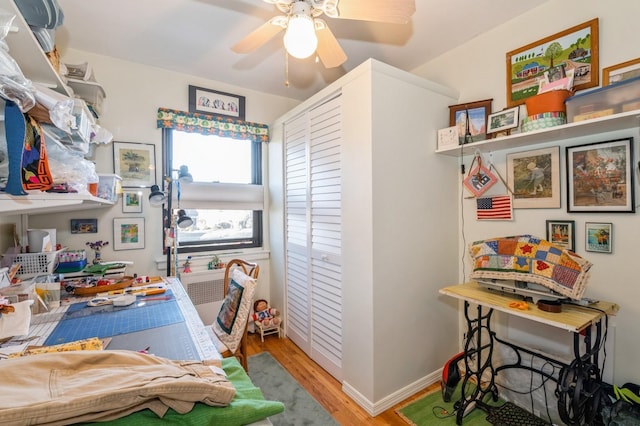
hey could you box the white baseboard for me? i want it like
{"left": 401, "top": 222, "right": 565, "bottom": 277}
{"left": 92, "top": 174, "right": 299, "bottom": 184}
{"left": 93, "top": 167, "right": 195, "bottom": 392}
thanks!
{"left": 341, "top": 368, "right": 442, "bottom": 416}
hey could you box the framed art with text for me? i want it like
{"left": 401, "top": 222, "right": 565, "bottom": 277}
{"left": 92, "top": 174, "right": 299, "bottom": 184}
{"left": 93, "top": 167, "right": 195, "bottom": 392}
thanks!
{"left": 566, "top": 138, "right": 634, "bottom": 213}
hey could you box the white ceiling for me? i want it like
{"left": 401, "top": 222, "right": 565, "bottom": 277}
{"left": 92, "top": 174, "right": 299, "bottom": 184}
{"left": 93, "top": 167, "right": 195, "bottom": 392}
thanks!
{"left": 55, "top": 0, "right": 549, "bottom": 101}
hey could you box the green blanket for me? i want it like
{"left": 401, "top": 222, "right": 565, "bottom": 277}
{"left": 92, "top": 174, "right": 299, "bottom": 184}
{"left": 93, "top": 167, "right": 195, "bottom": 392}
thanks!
{"left": 82, "top": 357, "right": 284, "bottom": 425}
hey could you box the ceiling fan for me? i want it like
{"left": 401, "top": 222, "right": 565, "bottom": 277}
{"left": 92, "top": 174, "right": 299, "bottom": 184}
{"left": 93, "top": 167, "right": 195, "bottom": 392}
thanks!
{"left": 231, "top": 0, "right": 416, "bottom": 68}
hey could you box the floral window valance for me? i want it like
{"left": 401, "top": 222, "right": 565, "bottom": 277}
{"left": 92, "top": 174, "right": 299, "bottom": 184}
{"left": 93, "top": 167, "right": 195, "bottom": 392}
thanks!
{"left": 157, "top": 107, "right": 269, "bottom": 143}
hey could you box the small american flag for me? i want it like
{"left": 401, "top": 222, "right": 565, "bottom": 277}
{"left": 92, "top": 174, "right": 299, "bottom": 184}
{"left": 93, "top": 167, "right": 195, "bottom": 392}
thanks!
{"left": 476, "top": 195, "right": 513, "bottom": 220}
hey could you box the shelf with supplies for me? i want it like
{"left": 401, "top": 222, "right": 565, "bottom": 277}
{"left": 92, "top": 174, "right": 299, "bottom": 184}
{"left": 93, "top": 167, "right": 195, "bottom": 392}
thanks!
{"left": 0, "top": 192, "right": 115, "bottom": 215}
{"left": 435, "top": 108, "right": 640, "bottom": 157}
{"left": 0, "top": 0, "right": 69, "bottom": 96}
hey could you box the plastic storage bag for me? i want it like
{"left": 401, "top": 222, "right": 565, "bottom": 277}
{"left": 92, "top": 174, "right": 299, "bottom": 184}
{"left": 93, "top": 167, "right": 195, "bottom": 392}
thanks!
{"left": 0, "top": 10, "right": 36, "bottom": 112}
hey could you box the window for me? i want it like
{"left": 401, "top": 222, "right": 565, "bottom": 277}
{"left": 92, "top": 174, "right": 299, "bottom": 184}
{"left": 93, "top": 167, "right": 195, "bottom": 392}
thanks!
{"left": 163, "top": 129, "right": 263, "bottom": 253}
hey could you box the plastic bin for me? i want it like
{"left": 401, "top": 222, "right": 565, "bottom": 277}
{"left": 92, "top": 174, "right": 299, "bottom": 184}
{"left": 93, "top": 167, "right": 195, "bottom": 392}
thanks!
{"left": 2, "top": 249, "right": 62, "bottom": 279}
{"left": 97, "top": 174, "right": 122, "bottom": 202}
{"left": 566, "top": 76, "right": 640, "bottom": 122}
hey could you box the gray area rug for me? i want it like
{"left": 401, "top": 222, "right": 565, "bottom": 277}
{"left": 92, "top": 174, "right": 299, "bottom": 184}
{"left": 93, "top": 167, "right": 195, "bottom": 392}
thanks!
{"left": 248, "top": 352, "right": 338, "bottom": 426}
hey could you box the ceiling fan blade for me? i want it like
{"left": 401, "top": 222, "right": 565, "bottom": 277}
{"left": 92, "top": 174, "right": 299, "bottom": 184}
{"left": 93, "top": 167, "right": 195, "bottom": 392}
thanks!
{"left": 334, "top": 0, "right": 416, "bottom": 24}
{"left": 316, "top": 24, "right": 347, "bottom": 68}
{"left": 231, "top": 18, "right": 284, "bottom": 54}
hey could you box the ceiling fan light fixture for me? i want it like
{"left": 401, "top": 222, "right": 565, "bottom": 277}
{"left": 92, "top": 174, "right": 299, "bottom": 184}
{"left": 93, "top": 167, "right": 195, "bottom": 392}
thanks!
{"left": 283, "top": 3, "right": 318, "bottom": 59}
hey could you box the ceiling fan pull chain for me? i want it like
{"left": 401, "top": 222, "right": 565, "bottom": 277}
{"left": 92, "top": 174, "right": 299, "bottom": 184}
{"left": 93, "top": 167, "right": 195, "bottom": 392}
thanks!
{"left": 285, "top": 50, "right": 290, "bottom": 87}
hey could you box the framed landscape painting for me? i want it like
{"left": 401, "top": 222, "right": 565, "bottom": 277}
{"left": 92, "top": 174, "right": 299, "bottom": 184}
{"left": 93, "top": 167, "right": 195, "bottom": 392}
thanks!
{"left": 506, "top": 18, "right": 599, "bottom": 107}
{"left": 448, "top": 99, "right": 492, "bottom": 144}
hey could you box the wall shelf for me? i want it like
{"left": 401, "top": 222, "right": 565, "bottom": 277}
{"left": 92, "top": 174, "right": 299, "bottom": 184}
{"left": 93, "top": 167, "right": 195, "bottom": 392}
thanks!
{"left": 0, "top": 193, "right": 114, "bottom": 215}
{"left": 435, "top": 109, "right": 640, "bottom": 157}
{"left": 0, "top": 0, "right": 69, "bottom": 95}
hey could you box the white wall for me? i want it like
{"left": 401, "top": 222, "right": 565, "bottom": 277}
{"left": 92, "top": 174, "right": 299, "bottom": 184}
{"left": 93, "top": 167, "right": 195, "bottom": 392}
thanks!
{"left": 412, "top": 0, "right": 640, "bottom": 386}
{"left": 28, "top": 48, "right": 299, "bottom": 303}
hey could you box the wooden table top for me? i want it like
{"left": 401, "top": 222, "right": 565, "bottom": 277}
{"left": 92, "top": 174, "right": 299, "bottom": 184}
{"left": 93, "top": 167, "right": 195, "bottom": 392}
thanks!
{"left": 439, "top": 281, "right": 619, "bottom": 333}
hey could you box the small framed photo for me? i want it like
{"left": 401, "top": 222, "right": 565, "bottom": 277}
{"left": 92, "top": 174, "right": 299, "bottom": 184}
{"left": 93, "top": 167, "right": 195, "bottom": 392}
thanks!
{"left": 113, "top": 142, "right": 157, "bottom": 188}
{"left": 448, "top": 99, "right": 492, "bottom": 145}
{"left": 188, "top": 85, "right": 246, "bottom": 121}
{"left": 603, "top": 57, "right": 640, "bottom": 86}
{"left": 585, "top": 222, "right": 612, "bottom": 253}
{"left": 566, "top": 138, "right": 634, "bottom": 213}
{"left": 487, "top": 107, "right": 520, "bottom": 135}
{"left": 546, "top": 220, "right": 575, "bottom": 251}
{"left": 122, "top": 191, "right": 143, "bottom": 213}
{"left": 507, "top": 146, "right": 560, "bottom": 209}
{"left": 70, "top": 218, "right": 98, "bottom": 234}
{"left": 113, "top": 217, "right": 145, "bottom": 251}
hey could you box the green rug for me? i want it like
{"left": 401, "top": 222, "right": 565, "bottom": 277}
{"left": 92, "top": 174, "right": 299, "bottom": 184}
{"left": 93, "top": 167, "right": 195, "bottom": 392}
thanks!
{"left": 396, "top": 384, "right": 503, "bottom": 426}
{"left": 248, "top": 352, "right": 338, "bottom": 426}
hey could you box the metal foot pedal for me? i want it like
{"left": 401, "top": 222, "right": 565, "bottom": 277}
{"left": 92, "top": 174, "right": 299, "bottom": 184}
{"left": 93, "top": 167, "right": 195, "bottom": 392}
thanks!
{"left": 486, "top": 402, "right": 549, "bottom": 425}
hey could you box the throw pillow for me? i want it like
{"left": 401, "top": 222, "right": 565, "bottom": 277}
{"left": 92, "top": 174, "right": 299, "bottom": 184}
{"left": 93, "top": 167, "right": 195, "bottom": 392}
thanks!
{"left": 212, "top": 268, "right": 256, "bottom": 353}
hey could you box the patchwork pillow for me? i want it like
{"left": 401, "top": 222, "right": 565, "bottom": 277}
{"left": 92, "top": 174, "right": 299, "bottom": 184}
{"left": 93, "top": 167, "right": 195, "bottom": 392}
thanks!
{"left": 469, "top": 234, "right": 592, "bottom": 300}
{"left": 212, "top": 268, "right": 257, "bottom": 353}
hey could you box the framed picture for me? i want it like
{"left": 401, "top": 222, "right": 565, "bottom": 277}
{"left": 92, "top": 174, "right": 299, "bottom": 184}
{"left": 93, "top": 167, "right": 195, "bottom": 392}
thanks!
{"left": 566, "top": 138, "right": 634, "bottom": 213}
{"left": 603, "top": 57, "right": 640, "bottom": 86}
{"left": 463, "top": 163, "right": 498, "bottom": 198}
{"left": 70, "top": 218, "right": 98, "bottom": 234}
{"left": 507, "top": 146, "right": 560, "bottom": 209}
{"left": 506, "top": 18, "right": 599, "bottom": 107}
{"left": 448, "top": 99, "right": 492, "bottom": 145}
{"left": 487, "top": 107, "right": 520, "bottom": 134}
{"left": 437, "top": 126, "right": 460, "bottom": 150}
{"left": 113, "top": 142, "right": 157, "bottom": 188}
{"left": 546, "top": 220, "right": 575, "bottom": 251}
{"left": 113, "top": 217, "right": 145, "bottom": 251}
{"left": 585, "top": 222, "right": 612, "bottom": 253}
{"left": 188, "top": 85, "right": 246, "bottom": 120}
{"left": 122, "top": 191, "right": 143, "bottom": 213}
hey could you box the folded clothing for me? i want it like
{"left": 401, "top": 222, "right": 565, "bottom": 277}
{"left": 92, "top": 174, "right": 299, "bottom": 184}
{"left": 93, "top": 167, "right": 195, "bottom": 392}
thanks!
{"left": 0, "top": 350, "right": 235, "bottom": 425}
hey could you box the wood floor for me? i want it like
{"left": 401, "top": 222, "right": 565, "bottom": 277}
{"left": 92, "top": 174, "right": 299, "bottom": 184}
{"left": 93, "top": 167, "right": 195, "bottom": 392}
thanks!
{"left": 247, "top": 332, "right": 440, "bottom": 425}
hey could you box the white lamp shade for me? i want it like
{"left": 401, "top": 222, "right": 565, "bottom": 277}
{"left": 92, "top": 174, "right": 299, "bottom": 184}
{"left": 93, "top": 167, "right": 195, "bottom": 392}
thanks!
{"left": 284, "top": 14, "right": 317, "bottom": 59}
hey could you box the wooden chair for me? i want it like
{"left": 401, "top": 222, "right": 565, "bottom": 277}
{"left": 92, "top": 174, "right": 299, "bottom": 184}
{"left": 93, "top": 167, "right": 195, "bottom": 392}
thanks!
{"left": 214, "top": 259, "right": 259, "bottom": 371}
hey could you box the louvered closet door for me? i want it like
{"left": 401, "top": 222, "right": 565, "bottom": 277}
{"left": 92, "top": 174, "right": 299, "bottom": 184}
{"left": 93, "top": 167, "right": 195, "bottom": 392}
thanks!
{"left": 284, "top": 112, "right": 312, "bottom": 354}
{"left": 284, "top": 95, "right": 343, "bottom": 381}
{"left": 308, "top": 95, "right": 343, "bottom": 381}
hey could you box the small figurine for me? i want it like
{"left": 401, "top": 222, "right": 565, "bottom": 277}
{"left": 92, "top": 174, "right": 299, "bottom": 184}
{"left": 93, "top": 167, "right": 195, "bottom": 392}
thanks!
{"left": 183, "top": 256, "right": 192, "bottom": 273}
{"left": 252, "top": 299, "right": 281, "bottom": 328}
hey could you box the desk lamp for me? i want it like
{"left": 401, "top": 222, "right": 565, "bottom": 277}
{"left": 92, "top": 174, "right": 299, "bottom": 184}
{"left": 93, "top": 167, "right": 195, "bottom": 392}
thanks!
{"left": 148, "top": 165, "right": 194, "bottom": 276}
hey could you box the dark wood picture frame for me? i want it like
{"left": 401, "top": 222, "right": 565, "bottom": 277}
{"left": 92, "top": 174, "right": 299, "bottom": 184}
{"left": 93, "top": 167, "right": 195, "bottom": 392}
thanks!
{"left": 546, "top": 220, "right": 575, "bottom": 252}
{"left": 506, "top": 18, "right": 599, "bottom": 107}
{"left": 566, "top": 137, "right": 634, "bottom": 213}
{"left": 448, "top": 99, "right": 492, "bottom": 145}
{"left": 188, "top": 85, "right": 246, "bottom": 121}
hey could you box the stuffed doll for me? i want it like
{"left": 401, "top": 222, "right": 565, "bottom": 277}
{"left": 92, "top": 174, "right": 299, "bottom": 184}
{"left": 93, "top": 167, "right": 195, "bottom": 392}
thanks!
{"left": 252, "top": 299, "right": 281, "bottom": 328}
